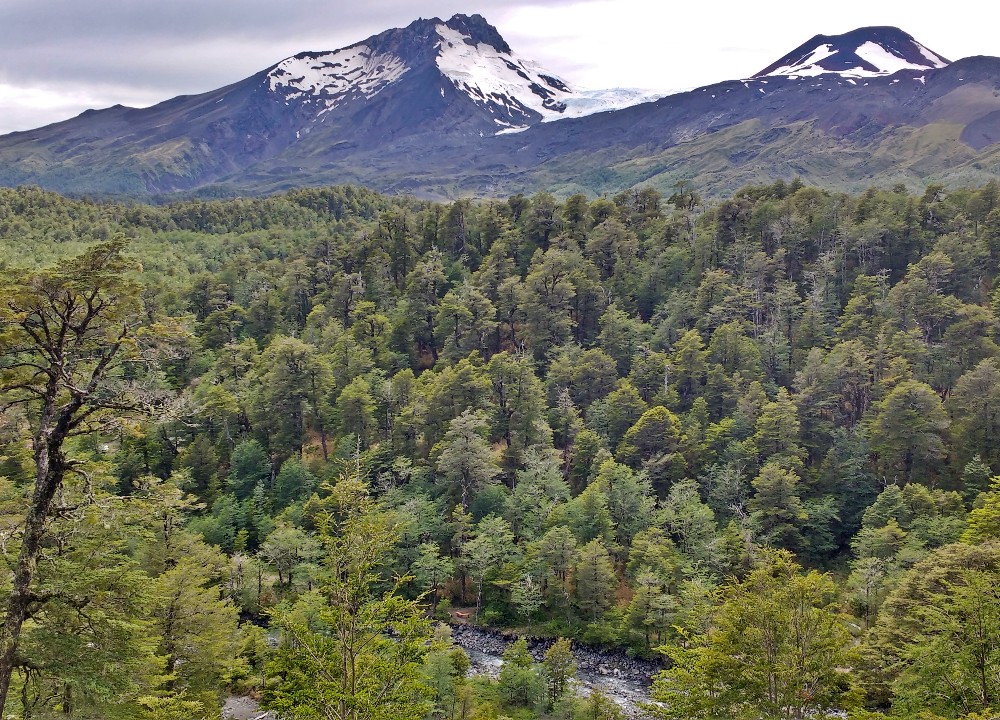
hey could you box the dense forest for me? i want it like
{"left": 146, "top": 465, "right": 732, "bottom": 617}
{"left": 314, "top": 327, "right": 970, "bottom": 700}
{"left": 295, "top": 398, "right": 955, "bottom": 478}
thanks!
{"left": 3, "top": 179, "right": 1000, "bottom": 719}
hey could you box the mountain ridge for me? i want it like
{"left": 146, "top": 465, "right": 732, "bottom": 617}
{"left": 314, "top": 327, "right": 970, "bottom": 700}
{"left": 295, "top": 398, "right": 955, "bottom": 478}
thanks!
{"left": 0, "top": 18, "right": 998, "bottom": 199}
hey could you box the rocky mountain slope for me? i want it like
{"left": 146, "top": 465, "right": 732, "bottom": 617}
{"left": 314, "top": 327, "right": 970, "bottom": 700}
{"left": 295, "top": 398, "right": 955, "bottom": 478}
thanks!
{"left": 0, "top": 18, "right": 998, "bottom": 198}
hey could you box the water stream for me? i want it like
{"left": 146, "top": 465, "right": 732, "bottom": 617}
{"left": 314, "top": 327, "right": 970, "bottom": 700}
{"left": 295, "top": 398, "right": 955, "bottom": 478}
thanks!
{"left": 222, "top": 624, "right": 662, "bottom": 719}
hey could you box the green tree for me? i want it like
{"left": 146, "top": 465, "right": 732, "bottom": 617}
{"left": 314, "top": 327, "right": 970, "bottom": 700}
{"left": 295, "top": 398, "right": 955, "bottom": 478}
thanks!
{"left": 437, "top": 282, "right": 498, "bottom": 363}
{"left": 274, "top": 456, "right": 317, "bottom": 510}
{"left": 617, "top": 406, "right": 686, "bottom": 489}
{"left": 150, "top": 535, "right": 243, "bottom": 707}
{"left": 505, "top": 449, "right": 570, "bottom": 541}
{"left": 749, "top": 462, "right": 808, "bottom": 552}
{"left": 497, "top": 637, "right": 543, "bottom": 708}
{"left": 463, "top": 515, "right": 516, "bottom": 621}
{"left": 227, "top": 439, "right": 271, "bottom": 500}
{"left": 0, "top": 476, "right": 162, "bottom": 718}
{"left": 510, "top": 573, "right": 543, "bottom": 629}
{"left": 266, "top": 477, "right": 432, "bottom": 720}
{"left": 868, "top": 542, "right": 1000, "bottom": 716}
{"left": 948, "top": 359, "right": 1000, "bottom": 470}
{"left": 868, "top": 379, "right": 950, "bottom": 484}
{"left": 649, "top": 551, "right": 858, "bottom": 720}
{"left": 335, "top": 374, "right": 378, "bottom": 448}
{"left": 250, "top": 335, "right": 331, "bottom": 457}
{"left": 436, "top": 409, "right": 501, "bottom": 511}
{"left": 753, "top": 387, "right": 805, "bottom": 469}
{"left": 403, "top": 249, "right": 447, "bottom": 362}
{"left": 259, "top": 524, "right": 322, "bottom": 588}
{"left": 486, "top": 351, "right": 548, "bottom": 465}
{"left": 963, "top": 476, "right": 1000, "bottom": 542}
{"left": 672, "top": 329, "right": 708, "bottom": 403}
{"left": 574, "top": 540, "right": 617, "bottom": 621}
{"left": 411, "top": 543, "right": 455, "bottom": 617}
{"left": 542, "top": 637, "right": 578, "bottom": 709}
{"left": 0, "top": 239, "right": 149, "bottom": 715}
{"left": 593, "top": 459, "right": 655, "bottom": 550}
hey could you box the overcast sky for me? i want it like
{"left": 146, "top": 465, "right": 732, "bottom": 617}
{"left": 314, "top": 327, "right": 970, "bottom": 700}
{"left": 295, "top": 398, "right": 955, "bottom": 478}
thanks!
{"left": 0, "top": 0, "right": 996, "bottom": 135}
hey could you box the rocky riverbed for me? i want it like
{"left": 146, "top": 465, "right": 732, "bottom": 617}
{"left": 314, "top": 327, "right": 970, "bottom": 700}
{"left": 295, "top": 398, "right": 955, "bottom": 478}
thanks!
{"left": 222, "top": 695, "right": 276, "bottom": 720}
{"left": 222, "top": 625, "right": 663, "bottom": 719}
{"left": 449, "top": 624, "right": 662, "bottom": 717}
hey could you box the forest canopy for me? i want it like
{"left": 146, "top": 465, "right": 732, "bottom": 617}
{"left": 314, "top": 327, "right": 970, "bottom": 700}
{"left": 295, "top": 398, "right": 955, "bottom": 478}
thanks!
{"left": 2, "top": 179, "right": 1000, "bottom": 719}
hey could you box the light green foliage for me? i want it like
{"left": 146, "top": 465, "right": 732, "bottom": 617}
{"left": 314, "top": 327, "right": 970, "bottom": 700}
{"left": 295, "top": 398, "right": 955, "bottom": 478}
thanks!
{"left": 573, "top": 540, "right": 617, "bottom": 621}
{"left": 511, "top": 573, "right": 544, "bottom": 628}
{"left": 259, "top": 523, "right": 322, "bottom": 588}
{"left": 587, "top": 381, "right": 648, "bottom": 452}
{"left": 868, "top": 379, "right": 950, "bottom": 484}
{"left": 650, "top": 551, "right": 858, "bottom": 720}
{"left": 541, "top": 638, "right": 577, "bottom": 708}
{"left": 335, "top": 374, "right": 378, "bottom": 447}
{"left": 497, "top": 638, "right": 544, "bottom": 709}
{"left": 435, "top": 409, "right": 501, "bottom": 512}
{"left": 868, "top": 542, "right": 1000, "bottom": 716}
{"left": 591, "top": 459, "right": 655, "bottom": 550}
{"left": 437, "top": 282, "right": 498, "bottom": 363}
{"left": 752, "top": 387, "right": 805, "bottom": 469}
{"left": 505, "top": 448, "right": 569, "bottom": 541}
{"left": 411, "top": 542, "right": 455, "bottom": 615}
{"left": 266, "top": 477, "right": 433, "bottom": 720}
{"left": 963, "top": 476, "right": 1000, "bottom": 542}
{"left": 657, "top": 479, "right": 720, "bottom": 569}
{"left": 617, "top": 406, "right": 686, "bottom": 489}
{"left": 749, "top": 462, "right": 807, "bottom": 552}
{"left": 464, "top": 515, "right": 517, "bottom": 620}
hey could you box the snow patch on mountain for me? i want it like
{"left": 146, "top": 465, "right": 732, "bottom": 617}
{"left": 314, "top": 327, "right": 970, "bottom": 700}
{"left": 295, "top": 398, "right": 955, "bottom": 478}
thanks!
{"left": 854, "top": 41, "right": 945, "bottom": 75}
{"left": 762, "top": 44, "right": 838, "bottom": 77}
{"left": 267, "top": 45, "right": 410, "bottom": 112}
{"left": 434, "top": 23, "right": 669, "bottom": 132}
{"left": 434, "top": 23, "right": 570, "bottom": 123}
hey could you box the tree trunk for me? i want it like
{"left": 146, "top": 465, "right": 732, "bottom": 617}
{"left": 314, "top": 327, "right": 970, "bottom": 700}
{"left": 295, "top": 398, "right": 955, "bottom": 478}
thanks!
{"left": 0, "top": 438, "right": 64, "bottom": 714}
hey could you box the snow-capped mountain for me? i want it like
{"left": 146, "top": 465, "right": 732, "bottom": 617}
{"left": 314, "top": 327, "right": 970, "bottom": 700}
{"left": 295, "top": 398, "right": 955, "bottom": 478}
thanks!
{"left": 266, "top": 14, "right": 663, "bottom": 134}
{"left": 754, "top": 26, "right": 950, "bottom": 79}
{"left": 1, "top": 19, "right": 999, "bottom": 198}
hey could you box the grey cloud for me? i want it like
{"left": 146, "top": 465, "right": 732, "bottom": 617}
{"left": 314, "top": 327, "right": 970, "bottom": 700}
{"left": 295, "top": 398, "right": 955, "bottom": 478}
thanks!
{"left": 0, "top": 2, "right": 581, "bottom": 95}
{"left": 0, "top": 1, "right": 603, "bottom": 133}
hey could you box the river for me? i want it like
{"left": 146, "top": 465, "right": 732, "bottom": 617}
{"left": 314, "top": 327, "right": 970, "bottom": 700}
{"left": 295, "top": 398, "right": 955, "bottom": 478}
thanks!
{"left": 449, "top": 624, "right": 661, "bottom": 717}
{"left": 222, "top": 624, "right": 662, "bottom": 719}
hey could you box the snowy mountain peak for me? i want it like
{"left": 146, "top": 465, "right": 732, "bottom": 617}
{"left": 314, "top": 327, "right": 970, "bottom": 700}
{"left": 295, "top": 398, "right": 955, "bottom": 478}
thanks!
{"left": 754, "top": 26, "right": 950, "bottom": 79}
{"left": 434, "top": 19, "right": 573, "bottom": 129}
{"left": 265, "top": 13, "right": 666, "bottom": 132}
{"left": 442, "top": 13, "right": 512, "bottom": 54}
